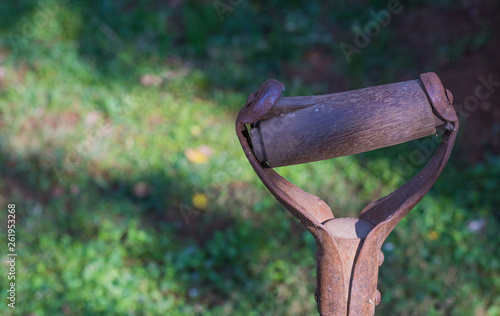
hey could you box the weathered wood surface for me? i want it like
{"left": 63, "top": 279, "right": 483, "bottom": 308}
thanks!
{"left": 250, "top": 79, "right": 439, "bottom": 167}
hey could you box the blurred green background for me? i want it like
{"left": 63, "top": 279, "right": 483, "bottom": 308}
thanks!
{"left": 0, "top": 0, "right": 499, "bottom": 315}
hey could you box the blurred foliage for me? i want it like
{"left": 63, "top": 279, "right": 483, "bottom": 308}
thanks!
{"left": 0, "top": 0, "right": 498, "bottom": 315}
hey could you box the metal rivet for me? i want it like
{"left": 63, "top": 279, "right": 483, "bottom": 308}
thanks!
{"left": 378, "top": 251, "right": 385, "bottom": 266}
{"left": 445, "top": 89, "right": 454, "bottom": 104}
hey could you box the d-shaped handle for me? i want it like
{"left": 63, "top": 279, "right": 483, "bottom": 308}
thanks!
{"left": 235, "top": 72, "right": 458, "bottom": 315}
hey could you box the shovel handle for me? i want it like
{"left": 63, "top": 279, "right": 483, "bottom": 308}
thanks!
{"left": 250, "top": 78, "right": 445, "bottom": 167}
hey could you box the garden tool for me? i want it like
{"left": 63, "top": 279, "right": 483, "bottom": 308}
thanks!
{"left": 235, "top": 72, "right": 458, "bottom": 315}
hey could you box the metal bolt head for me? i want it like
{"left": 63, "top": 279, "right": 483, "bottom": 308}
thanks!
{"left": 445, "top": 89, "right": 454, "bottom": 104}
{"left": 378, "top": 250, "right": 385, "bottom": 266}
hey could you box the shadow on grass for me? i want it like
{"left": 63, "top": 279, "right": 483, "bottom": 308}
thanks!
{"left": 0, "top": 144, "right": 316, "bottom": 314}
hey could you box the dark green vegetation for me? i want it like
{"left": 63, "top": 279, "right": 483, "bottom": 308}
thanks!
{"left": 0, "top": 0, "right": 499, "bottom": 315}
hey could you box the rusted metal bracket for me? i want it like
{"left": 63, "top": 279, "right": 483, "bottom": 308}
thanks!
{"left": 235, "top": 73, "right": 458, "bottom": 315}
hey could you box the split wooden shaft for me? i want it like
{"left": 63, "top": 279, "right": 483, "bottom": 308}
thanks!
{"left": 250, "top": 79, "right": 441, "bottom": 167}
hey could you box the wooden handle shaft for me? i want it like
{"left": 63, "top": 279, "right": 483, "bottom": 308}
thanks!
{"left": 250, "top": 79, "right": 440, "bottom": 167}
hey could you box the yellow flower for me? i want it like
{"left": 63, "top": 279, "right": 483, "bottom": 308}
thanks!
{"left": 192, "top": 193, "right": 208, "bottom": 210}
{"left": 184, "top": 145, "right": 213, "bottom": 164}
{"left": 427, "top": 230, "right": 439, "bottom": 240}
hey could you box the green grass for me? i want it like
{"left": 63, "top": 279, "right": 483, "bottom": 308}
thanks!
{"left": 0, "top": 0, "right": 499, "bottom": 315}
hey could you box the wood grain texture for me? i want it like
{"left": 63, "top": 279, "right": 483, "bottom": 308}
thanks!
{"left": 250, "top": 79, "right": 437, "bottom": 167}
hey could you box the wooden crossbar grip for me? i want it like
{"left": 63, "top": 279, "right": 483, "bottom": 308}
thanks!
{"left": 250, "top": 79, "right": 443, "bottom": 167}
